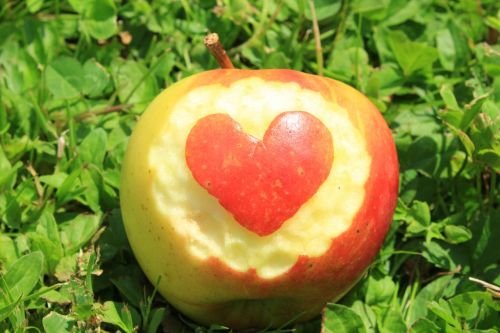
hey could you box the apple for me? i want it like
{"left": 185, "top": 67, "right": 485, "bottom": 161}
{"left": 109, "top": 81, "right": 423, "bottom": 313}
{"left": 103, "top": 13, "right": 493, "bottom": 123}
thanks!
{"left": 120, "top": 68, "right": 399, "bottom": 329}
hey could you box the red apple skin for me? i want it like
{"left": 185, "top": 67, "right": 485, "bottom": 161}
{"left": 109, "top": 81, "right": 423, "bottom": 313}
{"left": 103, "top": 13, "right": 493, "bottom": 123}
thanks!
{"left": 120, "top": 69, "right": 399, "bottom": 329}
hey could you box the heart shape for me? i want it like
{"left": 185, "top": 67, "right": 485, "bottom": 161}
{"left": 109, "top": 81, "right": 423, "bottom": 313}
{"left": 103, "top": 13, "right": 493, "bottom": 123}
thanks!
{"left": 185, "top": 111, "right": 334, "bottom": 236}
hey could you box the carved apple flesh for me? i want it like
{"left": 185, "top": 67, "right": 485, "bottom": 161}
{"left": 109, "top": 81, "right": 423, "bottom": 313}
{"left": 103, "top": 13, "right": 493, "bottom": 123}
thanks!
{"left": 120, "top": 69, "right": 399, "bottom": 329}
{"left": 185, "top": 111, "right": 334, "bottom": 236}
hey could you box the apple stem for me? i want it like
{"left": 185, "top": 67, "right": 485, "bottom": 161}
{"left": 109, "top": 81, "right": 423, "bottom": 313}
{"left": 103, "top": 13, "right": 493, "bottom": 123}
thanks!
{"left": 204, "top": 33, "right": 234, "bottom": 69}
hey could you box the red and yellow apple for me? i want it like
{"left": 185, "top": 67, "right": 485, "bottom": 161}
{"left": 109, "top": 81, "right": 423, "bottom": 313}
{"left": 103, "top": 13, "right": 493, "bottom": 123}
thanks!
{"left": 120, "top": 69, "right": 399, "bottom": 329}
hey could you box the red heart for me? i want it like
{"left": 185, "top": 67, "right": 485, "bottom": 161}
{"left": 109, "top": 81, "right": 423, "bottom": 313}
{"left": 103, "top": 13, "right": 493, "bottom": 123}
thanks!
{"left": 185, "top": 111, "right": 334, "bottom": 236}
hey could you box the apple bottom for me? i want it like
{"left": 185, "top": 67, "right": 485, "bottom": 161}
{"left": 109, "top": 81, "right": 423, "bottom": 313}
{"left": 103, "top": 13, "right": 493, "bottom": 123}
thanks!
{"left": 169, "top": 294, "right": 326, "bottom": 329}
{"left": 149, "top": 214, "right": 387, "bottom": 331}
{"left": 158, "top": 253, "right": 367, "bottom": 329}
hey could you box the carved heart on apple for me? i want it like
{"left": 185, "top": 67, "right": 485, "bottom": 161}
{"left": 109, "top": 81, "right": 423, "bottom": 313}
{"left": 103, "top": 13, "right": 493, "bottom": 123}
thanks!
{"left": 120, "top": 35, "right": 399, "bottom": 329}
{"left": 186, "top": 111, "right": 334, "bottom": 236}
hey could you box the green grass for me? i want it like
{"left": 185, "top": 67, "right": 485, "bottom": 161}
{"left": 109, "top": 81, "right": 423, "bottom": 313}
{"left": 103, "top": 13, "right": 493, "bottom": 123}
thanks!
{"left": 0, "top": 0, "right": 499, "bottom": 332}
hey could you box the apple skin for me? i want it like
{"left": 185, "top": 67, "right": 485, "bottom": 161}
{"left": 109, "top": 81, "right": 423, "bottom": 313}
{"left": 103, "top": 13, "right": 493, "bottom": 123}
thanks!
{"left": 120, "top": 69, "right": 399, "bottom": 329}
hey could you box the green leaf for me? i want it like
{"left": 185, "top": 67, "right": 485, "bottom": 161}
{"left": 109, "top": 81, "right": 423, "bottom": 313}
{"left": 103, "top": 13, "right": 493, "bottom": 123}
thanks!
{"left": 350, "top": 300, "right": 377, "bottom": 332}
{"left": 378, "top": 308, "right": 407, "bottom": 333}
{"left": 81, "top": 0, "right": 118, "bottom": 40}
{"left": 450, "top": 291, "right": 500, "bottom": 325}
{"left": 146, "top": 307, "right": 167, "bottom": 333}
{"left": 477, "top": 149, "right": 500, "bottom": 171}
{"left": 323, "top": 304, "right": 366, "bottom": 333}
{"left": 56, "top": 169, "right": 84, "bottom": 206}
{"left": 0, "top": 145, "right": 17, "bottom": 189}
{"left": 41, "top": 289, "right": 72, "bottom": 305}
{"left": 461, "top": 96, "right": 487, "bottom": 131}
{"left": 476, "top": 44, "right": 500, "bottom": 77}
{"left": 405, "top": 201, "right": 431, "bottom": 236}
{"left": 445, "top": 122, "right": 475, "bottom": 156}
{"left": 366, "top": 275, "right": 395, "bottom": 306}
{"left": 304, "top": 0, "right": 341, "bottom": 21}
{"left": 0, "top": 296, "right": 22, "bottom": 322}
{"left": 37, "top": 209, "right": 62, "bottom": 246}
{"left": 67, "top": 0, "right": 82, "bottom": 12}
{"left": 39, "top": 173, "right": 68, "bottom": 189}
{"left": 79, "top": 128, "right": 108, "bottom": 167}
{"left": 402, "top": 134, "right": 443, "bottom": 176}
{"left": 449, "top": 292, "right": 480, "bottom": 322}
{"left": 407, "top": 275, "right": 454, "bottom": 325}
{"left": 447, "top": 21, "right": 469, "bottom": 68}
{"left": 486, "top": 16, "right": 500, "bottom": 30}
{"left": 351, "top": 0, "right": 387, "bottom": 19}
{"left": 152, "top": 53, "right": 176, "bottom": 81}
{"left": 0, "top": 41, "right": 40, "bottom": 93}
{"left": 54, "top": 254, "right": 77, "bottom": 282}
{"left": 440, "top": 85, "right": 460, "bottom": 112}
{"left": 0, "top": 235, "right": 17, "bottom": 271}
{"left": 28, "top": 18, "right": 64, "bottom": 63}
{"left": 388, "top": 31, "right": 438, "bottom": 77}
{"left": 100, "top": 301, "right": 140, "bottom": 333}
{"left": 110, "top": 276, "right": 143, "bottom": 307}
{"left": 112, "top": 59, "right": 159, "bottom": 111}
{"left": 422, "top": 241, "right": 459, "bottom": 270}
{"left": 427, "top": 300, "right": 461, "bottom": 328}
{"left": 30, "top": 210, "right": 64, "bottom": 273}
{"left": 410, "top": 318, "right": 441, "bottom": 333}
{"left": 444, "top": 225, "right": 472, "bottom": 244}
{"left": 80, "top": 168, "right": 102, "bottom": 213}
{"left": 45, "top": 56, "right": 84, "bottom": 99}
{"left": 82, "top": 59, "right": 110, "bottom": 97}
{"left": 1, "top": 252, "right": 43, "bottom": 304}
{"left": 29, "top": 234, "right": 63, "bottom": 274}
{"left": 382, "top": 0, "right": 422, "bottom": 26}
{"left": 328, "top": 43, "right": 370, "bottom": 85}
{"left": 26, "top": 0, "right": 44, "bottom": 13}
{"left": 263, "top": 52, "right": 289, "bottom": 69}
{"left": 103, "top": 169, "right": 121, "bottom": 189}
{"left": 470, "top": 210, "right": 500, "bottom": 271}
{"left": 368, "top": 64, "right": 403, "bottom": 98}
{"left": 97, "top": 209, "right": 130, "bottom": 260}
{"left": 42, "top": 312, "right": 75, "bottom": 333}
{"left": 436, "top": 29, "right": 456, "bottom": 71}
{"left": 60, "top": 214, "right": 102, "bottom": 254}
{"left": 4, "top": 193, "right": 21, "bottom": 229}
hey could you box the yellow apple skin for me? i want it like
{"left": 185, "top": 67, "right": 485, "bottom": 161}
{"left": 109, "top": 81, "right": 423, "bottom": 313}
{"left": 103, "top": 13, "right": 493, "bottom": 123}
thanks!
{"left": 120, "top": 69, "right": 399, "bottom": 329}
